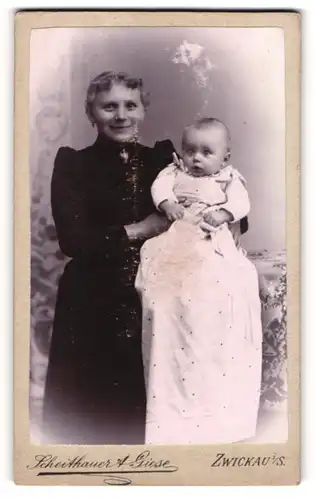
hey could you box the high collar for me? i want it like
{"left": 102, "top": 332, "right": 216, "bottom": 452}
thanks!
{"left": 92, "top": 134, "right": 142, "bottom": 157}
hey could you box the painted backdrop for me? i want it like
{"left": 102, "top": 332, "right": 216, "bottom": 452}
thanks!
{"left": 29, "top": 28, "right": 287, "bottom": 441}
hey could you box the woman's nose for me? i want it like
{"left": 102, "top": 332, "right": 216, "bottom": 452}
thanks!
{"left": 116, "top": 105, "right": 127, "bottom": 120}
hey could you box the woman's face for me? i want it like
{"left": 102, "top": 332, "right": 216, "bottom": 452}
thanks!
{"left": 90, "top": 83, "right": 145, "bottom": 142}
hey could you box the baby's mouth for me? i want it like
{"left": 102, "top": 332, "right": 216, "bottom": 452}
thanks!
{"left": 191, "top": 166, "right": 204, "bottom": 176}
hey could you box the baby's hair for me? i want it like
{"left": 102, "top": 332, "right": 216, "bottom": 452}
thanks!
{"left": 182, "top": 117, "right": 231, "bottom": 159}
{"left": 194, "top": 117, "right": 230, "bottom": 139}
{"left": 183, "top": 117, "right": 231, "bottom": 142}
{"left": 85, "top": 71, "right": 150, "bottom": 122}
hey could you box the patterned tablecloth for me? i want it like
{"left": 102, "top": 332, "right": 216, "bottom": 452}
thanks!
{"left": 30, "top": 227, "right": 287, "bottom": 440}
{"left": 249, "top": 250, "right": 287, "bottom": 410}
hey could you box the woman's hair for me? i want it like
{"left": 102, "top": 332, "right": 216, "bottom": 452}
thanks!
{"left": 85, "top": 71, "right": 150, "bottom": 121}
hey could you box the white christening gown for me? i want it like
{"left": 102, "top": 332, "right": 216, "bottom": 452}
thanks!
{"left": 135, "top": 165, "right": 263, "bottom": 445}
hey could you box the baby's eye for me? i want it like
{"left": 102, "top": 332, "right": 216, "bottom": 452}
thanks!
{"left": 185, "top": 149, "right": 194, "bottom": 155}
{"left": 203, "top": 149, "right": 213, "bottom": 156}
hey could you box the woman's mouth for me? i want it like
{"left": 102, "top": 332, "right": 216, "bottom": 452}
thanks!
{"left": 110, "top": 125, "right": 132, "bottom": 131}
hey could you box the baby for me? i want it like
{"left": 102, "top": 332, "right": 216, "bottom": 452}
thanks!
{"left": 135, "top": 117, "right": 262, "bottom": 445}
{"left": 151, "top": 117, "right": 250, "bottom": 242}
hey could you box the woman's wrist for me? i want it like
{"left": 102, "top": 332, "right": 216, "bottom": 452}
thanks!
{"left": 124, "top": 213, "right": 170, "bottom": 242}
{"left": 124, "top": 223, "right": 141, "bottom": 242}
{"left": 144, "top": 213, "right": 171, "bottom": 237}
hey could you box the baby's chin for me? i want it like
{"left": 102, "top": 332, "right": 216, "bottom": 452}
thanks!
{"left": 187, "top": 167, "right": 208, "bottom": 177}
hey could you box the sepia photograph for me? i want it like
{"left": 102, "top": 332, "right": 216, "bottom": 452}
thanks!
{"left": 29, "top": 25, "right": 287, "bottom": 446}
{"left": 14, "top": 11, "right": 300, "bottom": 486}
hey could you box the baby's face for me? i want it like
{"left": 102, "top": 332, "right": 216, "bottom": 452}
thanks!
{"left": 182, "top": 126, "right": 229, "bottom": 177}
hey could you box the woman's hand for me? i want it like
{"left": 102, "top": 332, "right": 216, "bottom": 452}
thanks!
{"left": 199, "top": 220, "right": 218, "bottom": 235}
{"left": 124, "top": 213, "right": 171, "bottom": 242}
{"left": 203, "top": 209, "right": 233, "bottom": 228}
{"left": 199, "top": 209, "right": 234, "bottom": 235}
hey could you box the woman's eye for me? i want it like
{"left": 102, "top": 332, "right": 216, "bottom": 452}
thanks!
{"left": 126, "top": 101, "right": 137, "bottom": 110}
{"left": 103, "top": 104, "right": 115, "bottom": 111}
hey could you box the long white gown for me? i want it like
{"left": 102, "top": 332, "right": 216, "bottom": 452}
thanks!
{"left": 135, "top": 167, "right": 263, "bottom": 445}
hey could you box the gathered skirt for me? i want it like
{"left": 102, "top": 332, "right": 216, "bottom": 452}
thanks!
{"left": 42, "top": 260, "right": 146, "bottom": 445}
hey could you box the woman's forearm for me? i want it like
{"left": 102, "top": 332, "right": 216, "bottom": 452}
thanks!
{"left": 124, "top": 213, "right": 170, "bottom": 242}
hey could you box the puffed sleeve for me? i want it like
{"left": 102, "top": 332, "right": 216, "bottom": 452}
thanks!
{"left": 51, "top": 147, "right": 130, "bottom": 258}
{"left": 153, "top": 139, "right": 177, "bottom": 170}
{"left": 149, "top": 139, "right": 179, "bottom": 204}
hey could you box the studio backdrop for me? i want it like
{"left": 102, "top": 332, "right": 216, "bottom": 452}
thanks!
{"left": 29, "top": 27, "right": 287, "bottom": 441}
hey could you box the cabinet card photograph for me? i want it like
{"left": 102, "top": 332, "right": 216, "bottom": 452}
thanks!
{"left": 14, "top": 11, "right": 300, "bottom": 486}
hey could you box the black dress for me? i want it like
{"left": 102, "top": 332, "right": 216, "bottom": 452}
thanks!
{"left": 42, "top": 135, "right": 176, "bottom": 445}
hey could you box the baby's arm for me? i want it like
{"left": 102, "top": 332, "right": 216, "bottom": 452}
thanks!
{"left": 203, "top": 174, "right": 250, "bottom": 228}
{"left": 221, "top": 175, "right": 250, "bottom": 222}
{"left": 151, "top": 165, "right": 185, "bottom": 222}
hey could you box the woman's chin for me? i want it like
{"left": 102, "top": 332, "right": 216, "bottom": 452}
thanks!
{"left": 105, "top": 128, "right": 136, "bottom": 143}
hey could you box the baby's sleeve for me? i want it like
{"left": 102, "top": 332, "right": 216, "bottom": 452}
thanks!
{"left": 222, "top": 170, "right": 251, "bottom": 222}
{"left": 151, "top": 165, "right": 178, "bottom": 210}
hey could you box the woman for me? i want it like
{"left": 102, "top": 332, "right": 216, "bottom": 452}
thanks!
{"left": 42, "top": 71, "right": 175, "bottom": 445}
{"left": 42, "top": 70, "right": 249, "bottom": 445}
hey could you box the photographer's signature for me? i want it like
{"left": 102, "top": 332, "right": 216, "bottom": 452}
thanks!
{"left": 27, "top": 450, "right": 178, "bottom": 485}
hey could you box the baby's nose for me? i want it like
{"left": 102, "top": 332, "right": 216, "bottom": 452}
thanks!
{"left": 193, "top": 153, "right": 203, "bottom": 163}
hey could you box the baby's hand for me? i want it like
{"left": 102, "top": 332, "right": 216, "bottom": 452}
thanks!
{"left": 203, "top": 209, "right": 233, "bottom": 228}
{"left": 159, "top": 199, "right": 185, "bottom": 222}
{"left": 177, "top": 195, "right": 200, "bottom": 207}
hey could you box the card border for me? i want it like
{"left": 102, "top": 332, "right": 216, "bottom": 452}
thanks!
{"left": 14, "top": 11, "right": 300, "bottom": 486}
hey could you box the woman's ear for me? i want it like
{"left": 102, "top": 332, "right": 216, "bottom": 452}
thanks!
{"left": 85, "top": 100, "right": 96, "bottom": 127}
{"left": 87, "top": 112, "right": 96, "bottom": 127}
